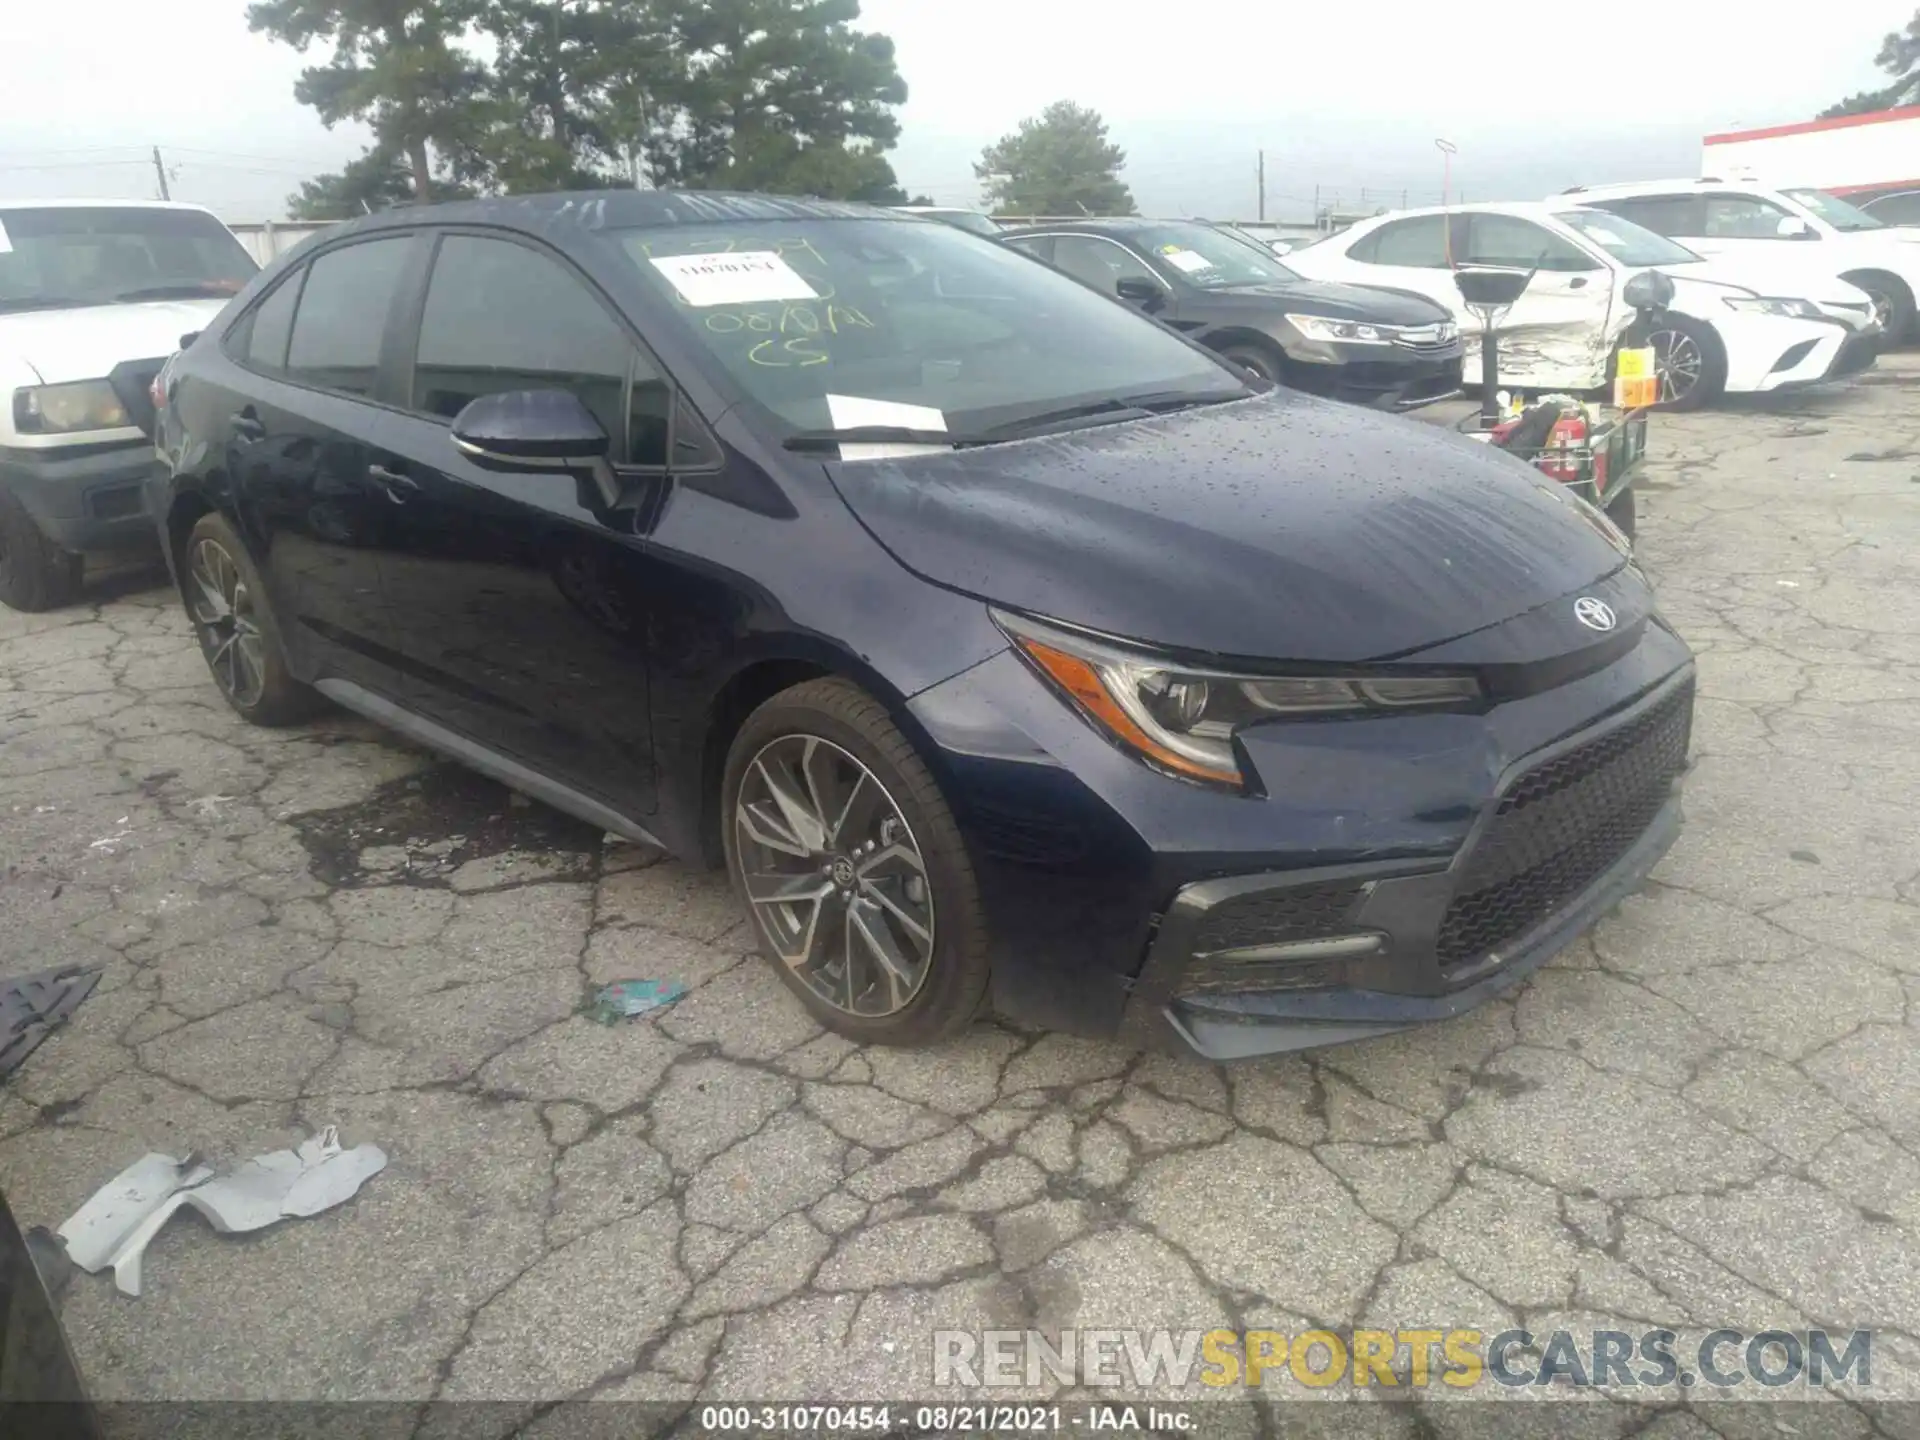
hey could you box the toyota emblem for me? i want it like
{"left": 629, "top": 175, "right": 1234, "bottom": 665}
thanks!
{"left": 1574, "top": 597, "right": 1617, "bottom": 632}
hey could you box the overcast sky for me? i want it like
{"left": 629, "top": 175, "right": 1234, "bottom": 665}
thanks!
{"left": 0, "top": 0, "right": 1905, "bottom": 221}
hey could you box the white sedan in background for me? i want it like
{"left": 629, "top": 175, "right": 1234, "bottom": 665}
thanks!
{"left": 1283, "top": 200, "right": 1882, "bottom": 408}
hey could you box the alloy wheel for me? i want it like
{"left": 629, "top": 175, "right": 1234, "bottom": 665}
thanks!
{"left": 186, "top": 537, "right": 267, "bottom": 709}
{"left": 733, "top": 733, "right": 935, "bottom": 1018}
{"left": 1863, "top": 287, "right": 1895, "bottom": 333}
{"left": 1647, "top": 329, "right": 1703, "bottom": 405}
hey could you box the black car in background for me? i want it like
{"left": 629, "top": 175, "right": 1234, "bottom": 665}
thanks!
{"left": 149, "top": 192, "right": 1691, "bottom": 1060}
{"left": 1001, "top": 217, "right": 1465, "bottom": 409}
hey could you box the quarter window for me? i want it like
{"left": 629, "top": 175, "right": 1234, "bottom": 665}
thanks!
{"left": 284, "top": 238, "right": 412, "bottom": 396}
{"left": 237, "top": 270, "right": 302, "bottom": 373}
{"left": 412, "top": 235, "right": 670, "bottom": 466}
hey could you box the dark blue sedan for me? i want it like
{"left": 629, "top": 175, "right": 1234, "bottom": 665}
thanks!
{"left": 147, "top": 192, "right": 1692, "bottom": 1060}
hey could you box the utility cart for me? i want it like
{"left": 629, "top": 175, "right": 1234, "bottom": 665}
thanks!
{"left": 1459, "top": 401, "right": 1649, "bottom": 538}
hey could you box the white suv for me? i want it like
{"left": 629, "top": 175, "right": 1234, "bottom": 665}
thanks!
{"left": 1284, "top": 200, "right": 1880, "bottom": 409}
{"left": 0, "top": 199, "right": 255, "bottom": 610}
{"left": 1560, "top": 178, "right": 1920, "bottom": 340}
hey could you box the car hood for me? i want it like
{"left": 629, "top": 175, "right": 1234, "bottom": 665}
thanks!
{"left": 1205, "top": 279, "right": 1451, "bottom": 324}
{"left": 824, "top": 389, "right": 1628, "bottom": 663}
{"left": 1, "top": 298, "right": 227, "bottom": 385}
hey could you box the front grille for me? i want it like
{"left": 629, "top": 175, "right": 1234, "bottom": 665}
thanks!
{"left": 1189, "top": 880, "right": 1365, "bottom": 956}
{"left": 1437, "top": 681, "right": 1692, "bottom": 967}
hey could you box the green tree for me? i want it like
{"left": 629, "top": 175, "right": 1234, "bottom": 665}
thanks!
{"left": 246, "top": 0, "right": 492, "bottom": 203}
{"left": 287, "top": 143, "right": 479, "bottom": 219}
{"left": 975, "top": 102, "right": 1135, "bottom": 217}
{"left": 645, "top": 0, "right": 911, "bottom": 199}
{"left": 1821, "top": 9, "right": 1920, "bottom": 115}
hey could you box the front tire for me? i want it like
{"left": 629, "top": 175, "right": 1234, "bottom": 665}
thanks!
{"left": 181, "top": 512, "right": 319, "bottom": 726}
{"left": 1842, "top": 270, "right": 1915, "bottom": 343}
{"left": 1215, "top": 341, "right": 1283, "bottom": 385}
{"left": 722, "top": 676, "right": 990, "bottom": 1047}
{"left": 0, "top": 490, "right": 83, "bottom": 613}
{"left": 1640, "top": 317, "right": 1725, "bottom": 410}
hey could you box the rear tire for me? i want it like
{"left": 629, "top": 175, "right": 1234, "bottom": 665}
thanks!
{"left": 1841, "top": 270, "right": 1915, "bottom": 344}
{"left": 181, "top": 512, "right": 320, "bottom": 726}
{"left": 722, "top": 676, "right": 990, "bottom": 1047}
{"left": 1604, "top": 484, "right": 1636, "bottom": 541}
{"left": 1639, "top": 317, "right": 1725, "bottom": 410}
{"left": 0, "top": 490, "right": 83, "bottom": 613}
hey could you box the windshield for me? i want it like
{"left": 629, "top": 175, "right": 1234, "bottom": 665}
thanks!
{"left": 1782, "top": 188, "right": 1885, "bottom": 232}
{"left": 1554, "top": 209, "right": 1701, "bottom": 267}
{"left": 620, "top": 218, "right": 1246, "bottom": 440}
{"left": 1129, "top": 222, "right": 1303, "bottom": 288}
{"left": 0, "top": 206, "right": 257, "bottom": 314}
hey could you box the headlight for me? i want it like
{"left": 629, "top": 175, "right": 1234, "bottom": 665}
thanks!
{"left": 1723, "top": 297, "right": 1822, "bottom": 319}
{"left": 1286, "top": 314, "right": 1392, "bottom": 345}
{"left": 12, "top": 380, "right": 130, "bottom": 435}
{"left": 994, "top": 609, "right": 1482, "bottom": 788}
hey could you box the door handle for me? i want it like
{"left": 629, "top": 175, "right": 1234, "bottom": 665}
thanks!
{"left": 367, "top": 462, "right": 420, "bottom": 502}
{"left": 231, "top": 410, "right": 265, "bottom": 441}
{"left": 1568, "top": 276, "right": 1589, "bottom": 289}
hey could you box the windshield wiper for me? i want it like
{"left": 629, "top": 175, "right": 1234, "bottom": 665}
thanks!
{"left": 0, "top": 296, "right": 106, "bottom": 314}
{"left": 784, "top": 426, "right": 984, "bottom": 452}
{"left": 114, "top": 283, "right": 239, "bottom": 302}
{"left": 782, "top": 389, "right": 1251, "bottom": 453}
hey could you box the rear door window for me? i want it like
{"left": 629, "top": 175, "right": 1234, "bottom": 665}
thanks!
{"left": 410, "top": 233, "right": 669, "bottom": 466}
{"left": 1351, "top": 216, "right": 1450, "bottom": 267}
{"left": 284, "top": 237, "right": 412, "bottom": 396}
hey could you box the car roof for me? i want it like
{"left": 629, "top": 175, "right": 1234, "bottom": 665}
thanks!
{"left": 1000, "top": 217, "right": 1163, "bottom": 234}
{"left": 1555, "top": 178, "right": 1776, "bottom": 200}
{"left": 319, "top": 189, "right": 905, "bottom": 243}
{"left": 0, "top": 197, "right": 223, "bottom": 215}
{"left": 1345, "top": 199, "right": 1571, "bottom": 223}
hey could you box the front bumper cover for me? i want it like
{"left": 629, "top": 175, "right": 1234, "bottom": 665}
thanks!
{"left": 1117, "top": 667, "right": 1693, "bottom": 1061}
{"left": 0, "top": 440, "right": 161, "bottom": 555}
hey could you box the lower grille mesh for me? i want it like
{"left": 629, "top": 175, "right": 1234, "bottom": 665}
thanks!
{"left": 1437, "top": 681, "right": 1693, "bottom": 967}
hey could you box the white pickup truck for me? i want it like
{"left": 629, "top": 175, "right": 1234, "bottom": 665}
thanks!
{"left": 1, "top": 200, "right": 256, "bottom": 610}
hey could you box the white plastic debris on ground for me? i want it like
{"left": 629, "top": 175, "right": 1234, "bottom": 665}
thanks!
{"left": 55, "top": 1127, "right": 387, "bottom": 1297}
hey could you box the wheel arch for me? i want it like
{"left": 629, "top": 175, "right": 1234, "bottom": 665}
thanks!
{"left": 692, "top": 644, "right": 955, "bottom": 868}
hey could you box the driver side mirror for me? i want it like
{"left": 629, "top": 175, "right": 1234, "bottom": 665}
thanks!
{"left": 1776, "top": 216, "right": 1818, "bottom": 240}
{"left": 1115, "top": 275, "right": 1165, "bottom": 309}
{"left": 451, "top": 389, "right": 610, "bottom": 469}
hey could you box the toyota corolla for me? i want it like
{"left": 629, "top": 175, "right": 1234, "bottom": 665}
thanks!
{"left": 147, "top": 193, "right": 1693, "bottom": 1060}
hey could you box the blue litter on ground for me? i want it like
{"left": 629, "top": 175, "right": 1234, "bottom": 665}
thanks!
{"left": 586, "top": 979, "right": 687, "bottom": 1024}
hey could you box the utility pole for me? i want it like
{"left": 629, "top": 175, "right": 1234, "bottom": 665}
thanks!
{"left": 1257, "top": 150, "right": 1266, "bottom": 223}
{"left": 151, "top": 146, "right": 171, "bottom": 201}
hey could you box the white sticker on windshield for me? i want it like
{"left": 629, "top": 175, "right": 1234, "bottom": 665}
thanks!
{"left": 649, "top": 250, "right": 818, "bottom": 306}
{"left": 1162, "top": 248, "right": 1216, "bottom": 274}
{"left": 0, "top": 218, "right": 12, "bottom": 255}
{"left": 826, "top": 393, "right": 950, "bottom": 461}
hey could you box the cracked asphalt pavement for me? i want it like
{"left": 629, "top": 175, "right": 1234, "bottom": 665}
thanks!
{"left": 3, "top": 360, "right": 1919, "bottom": 1430}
